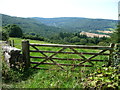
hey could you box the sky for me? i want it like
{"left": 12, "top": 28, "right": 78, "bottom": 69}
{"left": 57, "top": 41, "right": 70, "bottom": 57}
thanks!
{"left": 0, "top": 0, "right": 119, "bottom": 20}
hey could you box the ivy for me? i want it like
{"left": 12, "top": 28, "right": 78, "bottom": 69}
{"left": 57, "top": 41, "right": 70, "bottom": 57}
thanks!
{"left": 81, "top": 66, "right": 120, "bottom": 89}
{"left": 113, "top": 44, "right": 120, "bottom": 66}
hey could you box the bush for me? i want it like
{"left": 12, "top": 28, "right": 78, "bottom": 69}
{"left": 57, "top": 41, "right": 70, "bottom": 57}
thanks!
{"left": 2, "top": 57, "right": 38, "bottom": 85}
{"left": 2, "top": 59, "right": 23, "bottom": 83}
{"left": 22, "top": 34, "right": 44, "bottom": 41}
{"left": 81, "top": 66, "right": 120, "bottom": 89}
{"left": 0, "top": 30, "right": 9, "bottom": 41}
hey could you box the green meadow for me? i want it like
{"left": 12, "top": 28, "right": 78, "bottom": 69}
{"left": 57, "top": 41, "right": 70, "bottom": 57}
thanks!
{"left": 2, "top": 38, "right": 109, "bottom": 88}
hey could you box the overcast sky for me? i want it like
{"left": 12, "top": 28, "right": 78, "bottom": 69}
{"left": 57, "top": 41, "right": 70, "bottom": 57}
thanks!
{"left": 0, "top": 0, "right": 119, "bottom": 20}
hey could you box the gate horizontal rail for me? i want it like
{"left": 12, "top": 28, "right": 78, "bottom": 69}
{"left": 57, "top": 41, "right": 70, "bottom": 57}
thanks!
{"left": 29, "top": 50, "right": 109, "bottom": 55}
{"left": 30, "top": 56, "right": 107, "bottom": 62}
{"left": 29, "top": 43, "right": 113, "bottom": 50}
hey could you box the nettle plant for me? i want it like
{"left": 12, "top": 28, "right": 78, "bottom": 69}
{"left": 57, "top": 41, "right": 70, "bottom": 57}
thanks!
{"left": 81, "top": 66, "right": 120, "bottom": 89}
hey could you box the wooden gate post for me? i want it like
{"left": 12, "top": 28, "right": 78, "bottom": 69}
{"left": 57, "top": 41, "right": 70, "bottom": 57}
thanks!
{"left": 22, "top": 40, "right": 30, "bottom": 68}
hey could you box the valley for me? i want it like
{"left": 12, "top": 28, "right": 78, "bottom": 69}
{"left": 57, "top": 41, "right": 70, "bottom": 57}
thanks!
{"left": 1, "top": 14, "right": 117, "bottom": 38}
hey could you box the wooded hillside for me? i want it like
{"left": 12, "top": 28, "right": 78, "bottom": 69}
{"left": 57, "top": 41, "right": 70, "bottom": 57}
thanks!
{"left": 1, "top": 14, "right": 117, "bottom": 38}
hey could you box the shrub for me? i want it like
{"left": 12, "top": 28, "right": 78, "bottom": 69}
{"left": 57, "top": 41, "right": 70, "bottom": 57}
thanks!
{"left": 2, "top": 59, "right": 23, "bottom": 83}
{"left": 0, "top": 30, "right": 9, "bottom": 41}
{"left": 2, "top": 57, "right": 38, "bottom": 84}
{"left": 81, "top": 66, "right": 120, "bottom": 89}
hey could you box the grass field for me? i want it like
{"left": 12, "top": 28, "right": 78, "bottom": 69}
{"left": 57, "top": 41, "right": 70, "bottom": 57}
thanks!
{"left": 2, "top": 38, "right": 109, "bottom": 88}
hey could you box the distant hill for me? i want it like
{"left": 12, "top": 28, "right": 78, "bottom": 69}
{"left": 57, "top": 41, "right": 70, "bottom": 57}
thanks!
{"left": 33, "top": 17, "right": 117, "bottom": 33}
{"left": 2, "top": 14, "right": 64, "bottom": 37}
{"left": 2, "top": 14, "right": 117, "bottom": 38}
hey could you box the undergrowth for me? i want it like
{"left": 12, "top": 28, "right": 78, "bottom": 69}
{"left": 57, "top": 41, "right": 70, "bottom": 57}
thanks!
{"left": 81, "top": 65, "right": 120, "bottom": 89}
{"left": 2, "top": 58, "right": 38, "bottom": 88}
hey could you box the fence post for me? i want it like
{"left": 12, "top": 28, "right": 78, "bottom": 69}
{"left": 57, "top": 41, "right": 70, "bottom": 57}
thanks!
{"left": 12, "top": 40, "right": 15, "bottom": 47}
{"left": 8, "top": 40, "right": 12, "bottom": 46}
{"left": 22, "top": 40, "right": 30, "bottom": 68}
{"left": 108, "top": 43, "right": 115, "bottom": 66}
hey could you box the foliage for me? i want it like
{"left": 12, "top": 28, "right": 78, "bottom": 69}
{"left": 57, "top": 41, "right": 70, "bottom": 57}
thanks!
{"left": 48, "top": 32, "right": 110, "bottom": 45}
{"left": 116, "top": 21, "right": 120, "bottom": 43}
{"left": 111, "top": 21, "right": 120, "bottom": 43}
{"left": 2, "top": 58, "right": 23, "bottom": 83}
{"left": 22, "top": 33, "right": 44, "bottom": 41}
{"left": 81, "top": 66, "right": 120, "bottom": 89}
{"left": 2, "top": 57, "right": 38, "bottom": 88}
{"left": 113, "top": 44, "right": 120, "bottom": 66}
{"left": 0, "top": 29, "right": 9, "bottom": 41}
{"left": 3, "top": 24, "right": 23, "bottom": 37}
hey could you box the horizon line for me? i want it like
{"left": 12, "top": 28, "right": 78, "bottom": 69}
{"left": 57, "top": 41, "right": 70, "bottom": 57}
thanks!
{"left": 1, "top": 13, "right": 118, "bottom": 20}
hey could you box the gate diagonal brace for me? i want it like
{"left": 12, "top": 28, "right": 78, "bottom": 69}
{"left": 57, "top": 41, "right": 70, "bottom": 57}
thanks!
{"left": 31, "top": 45, "right": 48, "bottom": 57}
{"left": 32, "top": 46, "right": 66, "bottom": 69}
{"left": 78, "top": 49, "right": 108, "bottom": 66}
{"left": 69, "top": 47, "right": 94, "bottom": 66}
{"left": 31, "top": 46, "right": 49, "bottom": 68}
{"left": 47, "top": 47, "right": 67, "bottom": 69}
{"left": 33, "top": 58, "right": 49, "bottom": 68}
{"left": 50, "top": 59, "right": 64, "bottom": 69}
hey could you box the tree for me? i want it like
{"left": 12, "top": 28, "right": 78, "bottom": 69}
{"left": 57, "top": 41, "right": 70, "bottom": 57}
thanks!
{"left": 0, "top": 29, "right": 9, "bottom": 41}
{"left": 116, "top": 22, "right": 120, "bottom": 43}
{"left": 4, "top": 24, "right": 23, "bottom": 37}
{"left": 112, "top": 21, "right": 120, "bottom": 43}
{"left": 70, "top": 36, "right": 80, "bottom": 43}
{"left": 80, "top": 39, "right": 87, "bottom": 45}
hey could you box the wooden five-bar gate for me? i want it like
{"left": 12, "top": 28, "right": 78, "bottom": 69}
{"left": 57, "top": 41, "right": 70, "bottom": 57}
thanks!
{"left": 22, "top": 41, "right": 115, "bottom": 70}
